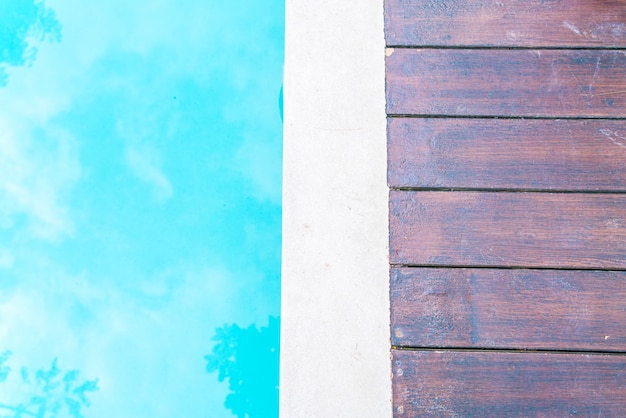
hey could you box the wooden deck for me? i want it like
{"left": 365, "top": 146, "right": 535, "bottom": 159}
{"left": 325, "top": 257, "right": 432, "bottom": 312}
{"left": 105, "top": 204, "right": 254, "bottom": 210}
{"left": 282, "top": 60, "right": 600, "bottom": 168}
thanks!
{"left": 386, "top": 1, "right": 626, "bottom": 416}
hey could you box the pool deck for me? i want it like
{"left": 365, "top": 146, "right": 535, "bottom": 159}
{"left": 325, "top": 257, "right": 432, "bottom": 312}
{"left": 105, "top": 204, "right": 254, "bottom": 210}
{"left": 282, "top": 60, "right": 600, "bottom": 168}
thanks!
{"left": 281, "top": 0, "right": 389, "bottom": 416}
{"left": 281, "top": 1, "right": 626, "bottom": 416}
{"left": 387, "top": 1, "right": 626, "bottom": 415}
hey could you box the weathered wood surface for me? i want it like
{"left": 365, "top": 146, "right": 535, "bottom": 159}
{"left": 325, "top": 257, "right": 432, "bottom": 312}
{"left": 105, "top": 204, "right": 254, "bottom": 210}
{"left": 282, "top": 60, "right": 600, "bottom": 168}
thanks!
{"left": 386, "top": 49, "right": 626, "bottom": 117}
{"left": 388, "top": 118, "right": 626, "bottom": 191}
{"left": 386, "top": 1, "right": 626, "bottom": 414}
{"left": 386, "top": 0, "right": 626, "bottom": 47}
{"left": 391, "top": 268, "right": 626, "bottom": 351}
{"left": 389, "top": 191, "right": 626, "bottom": 269}
{"left": 392, "top": 349, "right": 626, "bottom": 417}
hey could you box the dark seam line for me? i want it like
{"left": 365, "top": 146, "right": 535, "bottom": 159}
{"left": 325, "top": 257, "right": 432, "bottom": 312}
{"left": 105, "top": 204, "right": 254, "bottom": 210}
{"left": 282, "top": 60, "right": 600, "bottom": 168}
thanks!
{"left": 385, "top": 45, "right": 626, "bottom": 51}
{"left": 391, "top": 346, "right": 626, "bottom": 356}
{"left": 389, "top": 264, "right": 626, "bottom": 272}
{"left": 389, "top": 187, "right": 626, "bottom": 194}
{"left": 386, "top": 114, "right": 626, "bottom": 120}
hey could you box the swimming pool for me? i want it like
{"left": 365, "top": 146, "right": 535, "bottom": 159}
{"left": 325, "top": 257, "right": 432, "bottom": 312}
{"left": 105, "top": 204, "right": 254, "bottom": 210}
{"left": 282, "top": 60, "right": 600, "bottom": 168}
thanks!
{"left": 0, "top": 1, "right": 283, "bottom": 416}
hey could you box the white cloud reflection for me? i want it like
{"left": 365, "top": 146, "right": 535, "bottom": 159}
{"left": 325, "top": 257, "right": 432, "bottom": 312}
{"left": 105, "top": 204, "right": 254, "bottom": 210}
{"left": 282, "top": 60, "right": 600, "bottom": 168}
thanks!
{"left": 0, "top": 0, "right": 283, "bottom": 416}
{"left": 0, "top": 117, "right": 80, "bottom": 241}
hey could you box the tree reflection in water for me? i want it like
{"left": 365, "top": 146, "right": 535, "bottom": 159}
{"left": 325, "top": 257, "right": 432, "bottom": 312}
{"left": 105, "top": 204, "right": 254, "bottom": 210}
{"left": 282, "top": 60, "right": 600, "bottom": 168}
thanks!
{"left": 205, "top": 316, "right": 280, "bottom": 417}
{"left": 0, "top": 351, "right": 98, "bottom": 418}
{"left": 0, "top": 0, "right": 62, "bottom": 86}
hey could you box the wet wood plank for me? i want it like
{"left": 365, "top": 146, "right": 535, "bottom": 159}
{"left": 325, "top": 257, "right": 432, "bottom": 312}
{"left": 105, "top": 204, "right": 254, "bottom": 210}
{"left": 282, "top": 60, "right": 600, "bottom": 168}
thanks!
{"left": 391, "top": 268, "right": 626, "bottom": 351}
{"left": 388, "top": 118, "right": 626, "bottom": 191}
{"left": 386, "top": 49, "right": 626, "bottom": 117}
{"left": 392, "top": 349, "right": 626, "bottom": 417}
{"left": 385, "top": 0, "right": 626, "bottom": 47}
{"left": 389, "top": 191, "right": 626, "bottom": 269}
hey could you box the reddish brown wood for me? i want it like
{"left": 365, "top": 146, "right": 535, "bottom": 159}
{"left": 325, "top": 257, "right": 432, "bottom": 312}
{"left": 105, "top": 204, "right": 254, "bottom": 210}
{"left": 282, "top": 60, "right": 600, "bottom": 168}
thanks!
{"left": 389, "top": 191, "right": 626, "bottom": 269}
{"left": 386, "top": 49, "right": 626, "bottom": 117}
{"left": 388, "top": 118, "right": 626, "bottom": 191}
{"left": 391, "top": 268, "right": 626, "bottom": 351}
{"left": 385, "top": 0, "right": 626, "bottom": 47}
{"left": 392, "top": 349, "right": 626, "bottom": 416}
{"left": 386, "top": 2, "right": 626, "bottom": 414}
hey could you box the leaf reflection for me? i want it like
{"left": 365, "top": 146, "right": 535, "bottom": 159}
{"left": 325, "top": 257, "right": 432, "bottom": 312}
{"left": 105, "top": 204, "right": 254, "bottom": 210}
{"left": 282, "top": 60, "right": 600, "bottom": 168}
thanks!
{"left": 205, "top": 316, "right": 280, "bottom": 418}
{"left": 0, "top": 0, "right": 62, "bottom": 86}
{"left": 0, "top": 351, "right": 98, "bottom": 418}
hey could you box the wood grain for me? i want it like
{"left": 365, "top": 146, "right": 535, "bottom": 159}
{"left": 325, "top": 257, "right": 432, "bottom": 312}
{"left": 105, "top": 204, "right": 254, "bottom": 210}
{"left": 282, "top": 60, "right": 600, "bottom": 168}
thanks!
{"left": 386, "top": 49, "right": 626, "bottom": 117}
{"left": 391, "top": 268, "right": 626, "bottom": 351}
{"left": 386, "top": 1, "right": 626, "bottom": 415}
{"left": 388, "top": 118, "right": 626, "bottom": 191}
{"left": 385, "top": 0, "right": 626, "bottom": 47}
{"left": 392, "top": 349, "right": 626, "bottom": 417}
{"left": 389, "top": 191, "right": 626, "bottom": 269}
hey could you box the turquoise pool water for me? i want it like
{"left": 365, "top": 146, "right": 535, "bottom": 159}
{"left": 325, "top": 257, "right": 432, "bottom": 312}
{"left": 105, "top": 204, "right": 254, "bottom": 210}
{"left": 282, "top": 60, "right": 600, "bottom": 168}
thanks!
{"left": 0, "top": 1, "right": 283, "bottom": 416}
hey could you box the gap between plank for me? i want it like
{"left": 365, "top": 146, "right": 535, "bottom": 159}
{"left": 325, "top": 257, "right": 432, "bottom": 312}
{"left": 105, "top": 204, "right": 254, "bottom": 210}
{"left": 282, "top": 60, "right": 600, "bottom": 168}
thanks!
{"left": 389, "top": 187, "right": 626, "bottom": 194}
{"left": 390, "top": 264, "right": 626, "bottom": 272}
{"left": 386, "top": 45, "right": 626, "bottom": 51}
{"left": 386, "top": 114, "right": 626, "bottom": 120}
{"left": 391, "top": 346, "right": 626, "bottom": 356}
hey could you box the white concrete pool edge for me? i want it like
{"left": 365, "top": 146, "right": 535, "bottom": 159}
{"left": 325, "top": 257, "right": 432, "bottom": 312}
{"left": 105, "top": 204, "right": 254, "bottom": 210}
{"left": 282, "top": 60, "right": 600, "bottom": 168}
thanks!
{"left": 281, "top": 0, "right": 390, "bottom": 416}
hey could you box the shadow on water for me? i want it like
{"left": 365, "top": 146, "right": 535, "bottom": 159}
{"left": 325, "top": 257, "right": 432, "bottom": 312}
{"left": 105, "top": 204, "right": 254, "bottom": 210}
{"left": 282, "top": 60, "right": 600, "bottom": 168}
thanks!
{"left": 0, "top": 350, "right": 98, "bottom": 418}
{"left": 205, "top": 316, "right": 280, "bottom": 418}
{"left": 0, "top": 0, "right": 62, "bottom": 86}
{"left": 0, "top": 314, "right": 280, "bottom": 418}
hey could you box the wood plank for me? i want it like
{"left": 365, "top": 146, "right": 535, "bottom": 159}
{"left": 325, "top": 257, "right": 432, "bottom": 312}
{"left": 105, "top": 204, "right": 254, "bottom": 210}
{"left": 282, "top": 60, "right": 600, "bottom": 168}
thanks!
{"left": 389, "top": 191, "right": 626, "bottom": 269}
{"left": 385, "top": 0, "right": 626, "bottom": 47}
{"left": 386, "top": 49, "right": 626, "bottom": 117}
{"left": 388, "top": 118, "right": 626, "bottom": 191}
{"left": 391, "top": 268, "right": 626, "bottom": 351}
{"left": 392, "top": 349, "right": 626, "bottom": 416}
